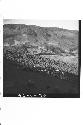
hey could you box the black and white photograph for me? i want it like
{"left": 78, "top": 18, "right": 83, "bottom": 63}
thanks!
{"left": 3, "top": 19, "right": 81, "bottom": 97}
{"left": 0, "top": 0, "right": 83, "bottom": 124}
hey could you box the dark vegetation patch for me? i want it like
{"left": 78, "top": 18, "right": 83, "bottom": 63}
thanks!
{"left": 3, "top": 57, "right": 79, "bottom": 97}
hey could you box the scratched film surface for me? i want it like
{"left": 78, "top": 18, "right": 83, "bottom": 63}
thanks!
{"left": 3, "top": 20, "right": 80, "bottom": 97}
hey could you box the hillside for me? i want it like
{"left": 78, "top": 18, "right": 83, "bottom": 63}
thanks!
{"left": 3, "top": 24, "right": 79, "bottom": 75}
{"left": 3, "top": 24, "right": 78, "bottom": 49}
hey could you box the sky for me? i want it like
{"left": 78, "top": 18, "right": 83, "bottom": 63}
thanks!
{"left": 3, "top": 19, "right": 79, "bottom": 30}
